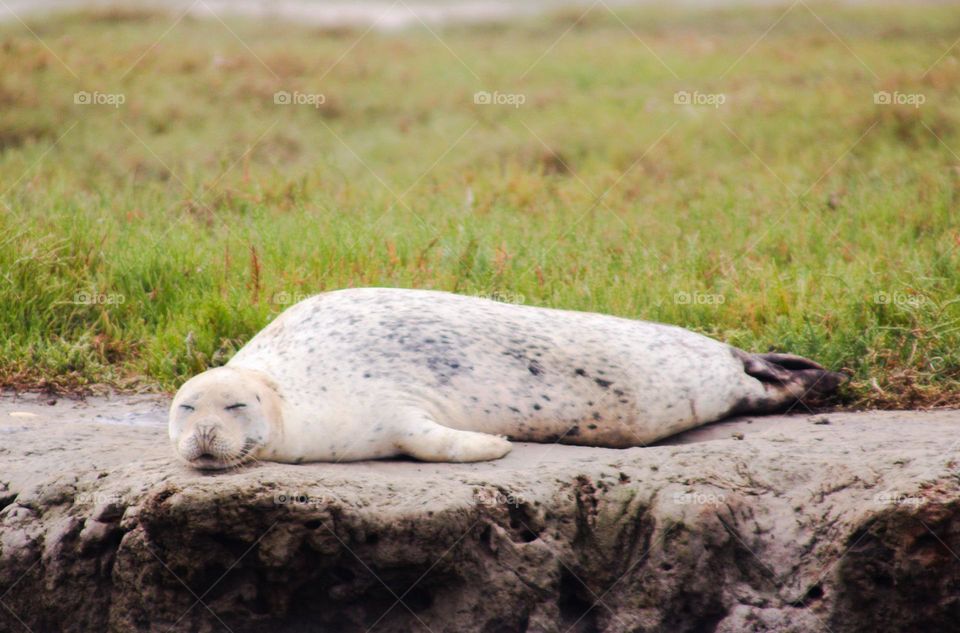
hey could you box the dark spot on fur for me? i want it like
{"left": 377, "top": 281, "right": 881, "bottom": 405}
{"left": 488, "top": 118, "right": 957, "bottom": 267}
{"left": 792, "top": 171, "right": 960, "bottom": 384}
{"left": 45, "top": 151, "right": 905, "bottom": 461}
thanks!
{"left": 568, "top": 426, "right": 580, "bottom": 436}
{"left": 594, "top": 378, "right": 612, "bottom": 389}
{"left": 588, "top": 424, "right": 598, "bottom": 430}
{"left": 592, "top": 411, "right": 601, "bottom": 421}
{"left": 574, "top": 368, "right": 587, "bottom": 377}
{"left": 533, "top": 404, "right": 541, "bottom": 411}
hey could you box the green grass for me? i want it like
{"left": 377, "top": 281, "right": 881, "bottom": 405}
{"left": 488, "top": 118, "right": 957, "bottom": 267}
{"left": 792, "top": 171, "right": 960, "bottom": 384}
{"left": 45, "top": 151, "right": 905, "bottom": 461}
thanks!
{"left": 2, "top": 4, "right": 960, "bottom": 405}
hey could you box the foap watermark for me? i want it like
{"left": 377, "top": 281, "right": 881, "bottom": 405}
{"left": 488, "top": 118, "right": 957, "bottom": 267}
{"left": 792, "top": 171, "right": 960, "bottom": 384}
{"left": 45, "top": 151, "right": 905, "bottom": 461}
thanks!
{"left": 74, "top": 90, "right": 125, "bottom": 108}
{"left": 75, "top": 491, "right": 124, "bottom": 505}
{"left": 474, "top": 90, "right": 526, "bottom": 108}
{"left": 875, "top": 491, "right": 923, "bottom": 507}
{"left": 274, "top": 90, "right": 326, "bottom": 108}
{"left": 272, "top": 291, "right": 310, "bottom": 305}
{"left": 874, "top": 291, "right": 926, "bottom": 308}
{"left": 674, "top": 291, "right": 725, "bottom": 306}
{"left": 472, "top": 290, "right": 526, "bottom": 305}
{"left": 74, "top": 291, "right": 125, "bottom": 305}
{"left": 674, "top": 90, "right": 726, "bottom": 109}
{"left": 673, "top": 491, "right": 726, "bottom": 505}
{"left": 474, "top": 488, "right": 526, "bottom": 507}
{"left": 874, "top": 90, "right": 925, "bottom": 108}
{"left": 274, "top": 492, "right": 337, "bottom": 506}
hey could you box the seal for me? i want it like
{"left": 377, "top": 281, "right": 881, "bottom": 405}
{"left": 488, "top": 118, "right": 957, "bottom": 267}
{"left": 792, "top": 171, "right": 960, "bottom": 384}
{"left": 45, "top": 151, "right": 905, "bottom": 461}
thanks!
{"left": 169, "top": 287, "right": 845, "bottom": 469}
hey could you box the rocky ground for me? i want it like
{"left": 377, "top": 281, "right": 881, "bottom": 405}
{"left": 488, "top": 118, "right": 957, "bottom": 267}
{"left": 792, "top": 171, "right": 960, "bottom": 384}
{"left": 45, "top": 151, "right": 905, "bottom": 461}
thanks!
{"left": 1, "top": 393, "right": 959, "bottom": 632}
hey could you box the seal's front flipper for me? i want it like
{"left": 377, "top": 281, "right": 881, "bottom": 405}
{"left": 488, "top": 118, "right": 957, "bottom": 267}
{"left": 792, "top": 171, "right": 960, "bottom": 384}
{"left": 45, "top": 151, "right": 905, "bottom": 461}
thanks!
{"left": 733, "top": 349, "right": 846, "bottom": 412}
{"left": 394, "top": 414, "right": 512, "bottom": 462}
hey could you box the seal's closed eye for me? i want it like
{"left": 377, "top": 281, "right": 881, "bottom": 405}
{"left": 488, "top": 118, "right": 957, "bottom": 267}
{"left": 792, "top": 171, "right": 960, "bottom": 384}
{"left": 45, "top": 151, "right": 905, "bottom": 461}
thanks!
{"left": 180, "top": 404, "right": 195, "bottom": 411}
{"left": 225, "top": 403, "right": 247, "bottom": 410}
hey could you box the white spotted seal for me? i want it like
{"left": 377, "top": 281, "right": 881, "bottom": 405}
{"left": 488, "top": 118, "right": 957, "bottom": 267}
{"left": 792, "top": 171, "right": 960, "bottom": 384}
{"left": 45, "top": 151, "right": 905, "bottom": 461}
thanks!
{"left": 169, "top": 287, "right": 844, "bottom": 469}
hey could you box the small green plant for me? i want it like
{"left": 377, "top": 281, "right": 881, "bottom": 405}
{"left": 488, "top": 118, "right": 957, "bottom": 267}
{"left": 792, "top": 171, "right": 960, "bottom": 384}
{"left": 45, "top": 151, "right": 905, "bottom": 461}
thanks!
{"left": 1, "top": 5, "right": 959, "bottom": 406}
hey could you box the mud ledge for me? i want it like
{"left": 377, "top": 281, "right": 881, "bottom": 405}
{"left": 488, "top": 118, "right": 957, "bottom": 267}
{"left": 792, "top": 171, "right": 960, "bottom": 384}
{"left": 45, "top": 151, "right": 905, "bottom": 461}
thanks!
{"left": 1, "top": 396, "right": 959, "bottom": 632}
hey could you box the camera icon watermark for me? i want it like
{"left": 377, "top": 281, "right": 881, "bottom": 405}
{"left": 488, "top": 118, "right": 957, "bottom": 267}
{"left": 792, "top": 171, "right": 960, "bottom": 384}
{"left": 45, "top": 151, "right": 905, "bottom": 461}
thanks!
{"left": 272, "top": 291, "right": 310, "bottom": 305}
{"left": 472, "top": 290, "right": 526, "bottom": 305}
{"left": 73, "top": 291, "right": 125, "bottom": 305}
{"left": 74, "top": 90, "right": 126, "bottom": 108}
{"left": 874, "top": 91, "right": 925, "bottom": 108}
{"left": 274, "top": 492, "right": 335, "bottom": 506}
{"left": 673, "top": 491, "right": 726, "bottom": 505}
{"left": 474, "top": 488, "right": 526, "bottom": 507}
{"left": 75, "top": 491, "right": 124, "bottom": 505}
{"left": 674, "top": 90, "right": 726, "bottom": 109}
{"left": 473, "top": 90, "right": 526, "bottom": 108}
{"left": 873, "top": 291, "right": 925, "bottom": 308}
{"left": 874, "top": 491, "right": 923, "bottom": 507}
{"left": 273, "top": 90, "right": 326, "bottom": 108}
{"left": 674, "top": 291, "right": 725, "bottom": 306}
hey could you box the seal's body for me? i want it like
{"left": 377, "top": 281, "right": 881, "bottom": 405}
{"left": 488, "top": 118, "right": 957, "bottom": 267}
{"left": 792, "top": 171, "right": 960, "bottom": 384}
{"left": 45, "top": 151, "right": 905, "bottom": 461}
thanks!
{"left": 169, "top": 288, "right": 844, "bottom": 468}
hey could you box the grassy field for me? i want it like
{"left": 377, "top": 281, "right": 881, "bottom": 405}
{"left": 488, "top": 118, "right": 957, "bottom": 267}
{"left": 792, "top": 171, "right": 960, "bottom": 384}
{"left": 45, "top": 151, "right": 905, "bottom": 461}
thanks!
{"left": 1, "top": 4, "right": 959, "bottom": 406}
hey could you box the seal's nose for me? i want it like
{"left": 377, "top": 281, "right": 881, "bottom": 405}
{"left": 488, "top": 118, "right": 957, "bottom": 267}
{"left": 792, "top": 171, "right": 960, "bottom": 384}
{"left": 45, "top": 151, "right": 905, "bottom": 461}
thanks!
{"left": 193, "top": 420, "right": 222, "bottom": 452}
{"left": 195, "top": 422, "right": 219, "bottom": 435}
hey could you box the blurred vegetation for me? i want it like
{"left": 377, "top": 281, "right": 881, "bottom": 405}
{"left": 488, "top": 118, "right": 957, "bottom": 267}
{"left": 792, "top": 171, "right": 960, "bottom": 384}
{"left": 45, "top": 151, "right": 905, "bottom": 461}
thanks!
{"left": 1, "top": 4, "right": 959, "bottom": 406}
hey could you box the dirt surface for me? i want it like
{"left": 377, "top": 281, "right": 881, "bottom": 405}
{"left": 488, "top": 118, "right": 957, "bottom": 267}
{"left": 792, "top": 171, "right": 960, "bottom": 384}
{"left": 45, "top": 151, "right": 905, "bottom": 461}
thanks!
{"left": 1, "top": 393, "right": 960, "bottom": 632}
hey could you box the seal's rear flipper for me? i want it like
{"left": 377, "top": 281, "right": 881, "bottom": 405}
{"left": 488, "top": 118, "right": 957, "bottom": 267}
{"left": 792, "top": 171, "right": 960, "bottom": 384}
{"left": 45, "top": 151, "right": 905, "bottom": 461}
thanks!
{"left": 732, "top": 349, "right": 847, "bottom": 413}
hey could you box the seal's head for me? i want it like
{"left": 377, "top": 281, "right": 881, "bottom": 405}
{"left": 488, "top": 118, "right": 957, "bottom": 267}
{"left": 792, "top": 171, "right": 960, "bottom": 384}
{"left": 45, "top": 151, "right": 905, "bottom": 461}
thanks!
{"left": 168, "top": 367, "right": 283, "bottom": 470}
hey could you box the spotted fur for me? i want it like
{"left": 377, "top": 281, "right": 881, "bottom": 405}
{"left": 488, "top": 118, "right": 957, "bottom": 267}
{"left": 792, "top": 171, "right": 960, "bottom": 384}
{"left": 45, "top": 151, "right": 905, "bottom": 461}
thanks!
{"left": 160, "top": 288, "right": 847, "bottom": 466}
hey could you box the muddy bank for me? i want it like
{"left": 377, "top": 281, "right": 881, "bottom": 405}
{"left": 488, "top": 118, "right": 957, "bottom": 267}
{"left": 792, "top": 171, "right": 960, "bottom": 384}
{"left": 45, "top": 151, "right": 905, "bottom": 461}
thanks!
{"left": 1, "top": 395, "right": 960, "bottom": 632}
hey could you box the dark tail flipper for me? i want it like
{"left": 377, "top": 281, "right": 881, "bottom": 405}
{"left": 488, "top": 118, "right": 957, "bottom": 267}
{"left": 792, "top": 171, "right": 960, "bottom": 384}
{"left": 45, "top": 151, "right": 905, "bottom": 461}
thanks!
{"left": 733, "top": 349, "right": 847, "bottom": 413}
